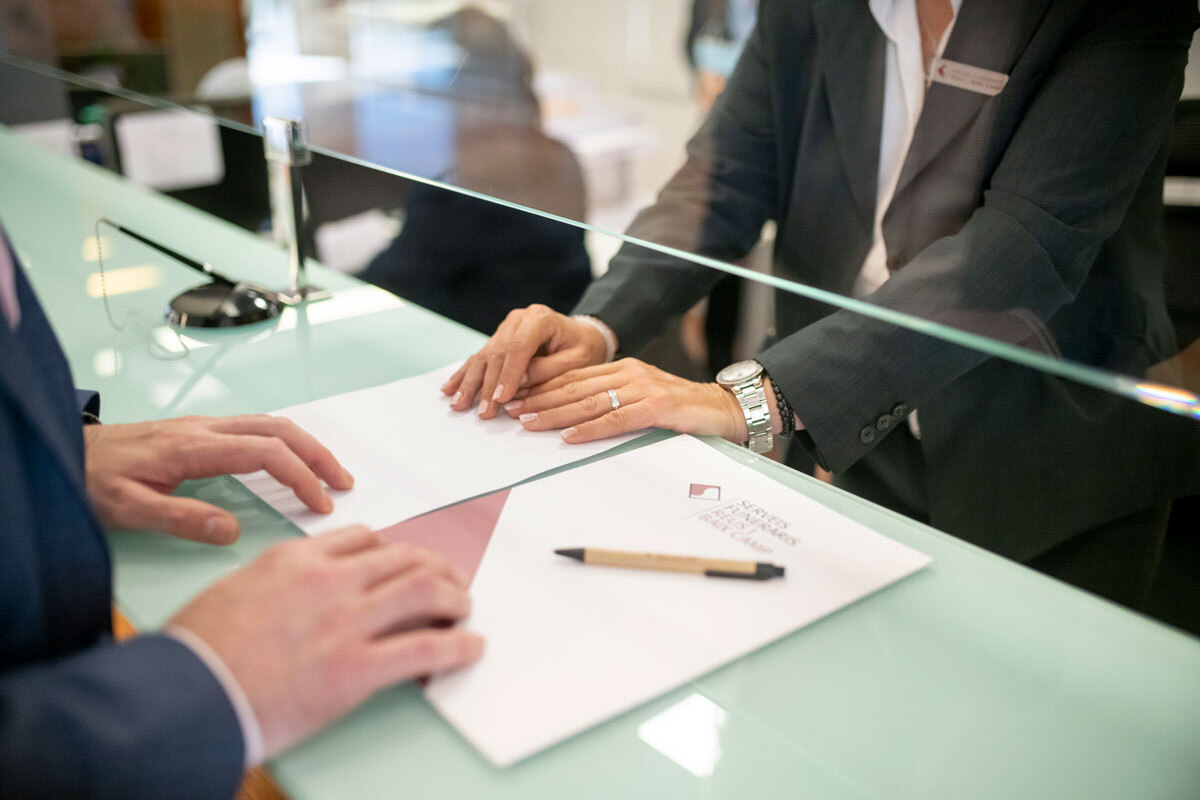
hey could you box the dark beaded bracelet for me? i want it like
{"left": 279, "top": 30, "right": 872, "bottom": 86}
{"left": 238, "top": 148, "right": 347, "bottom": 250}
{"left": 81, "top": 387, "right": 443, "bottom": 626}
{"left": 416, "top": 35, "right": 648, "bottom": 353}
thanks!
{"left": 765, "top": 372, "right": 795, "bottom": 438}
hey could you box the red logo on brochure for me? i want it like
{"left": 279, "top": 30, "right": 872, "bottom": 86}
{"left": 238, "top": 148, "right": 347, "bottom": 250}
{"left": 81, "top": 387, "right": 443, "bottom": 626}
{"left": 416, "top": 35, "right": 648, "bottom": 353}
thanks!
{"left": 689, "top": 483, "right": 721, "bottom": 501}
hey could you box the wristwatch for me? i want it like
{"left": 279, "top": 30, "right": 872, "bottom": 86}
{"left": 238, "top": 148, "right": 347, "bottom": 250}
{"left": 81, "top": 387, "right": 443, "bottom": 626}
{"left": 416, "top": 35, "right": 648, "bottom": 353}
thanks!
{"left": 716, "top": 360, "right": 773, "bottom": 454}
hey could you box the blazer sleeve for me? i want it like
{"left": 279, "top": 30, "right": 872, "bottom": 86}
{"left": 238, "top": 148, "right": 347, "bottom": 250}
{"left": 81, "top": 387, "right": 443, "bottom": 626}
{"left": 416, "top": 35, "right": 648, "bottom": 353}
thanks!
{"left": 760, "top": 2, "right": 1197, "bottom": 472}
{"left": 0, "top": 633, "right": 245, "bottom": 800}
{"left": 75, "top": 389, "right": 100, "bottom": 420}
{"left": 572, "top": 3, "right": 780, "bottom": 354}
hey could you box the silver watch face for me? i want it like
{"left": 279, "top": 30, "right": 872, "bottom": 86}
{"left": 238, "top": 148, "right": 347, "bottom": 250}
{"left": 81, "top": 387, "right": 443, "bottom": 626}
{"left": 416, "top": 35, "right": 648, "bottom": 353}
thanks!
{"left": 717, "top": 360, "right": 763, "bottom": 386}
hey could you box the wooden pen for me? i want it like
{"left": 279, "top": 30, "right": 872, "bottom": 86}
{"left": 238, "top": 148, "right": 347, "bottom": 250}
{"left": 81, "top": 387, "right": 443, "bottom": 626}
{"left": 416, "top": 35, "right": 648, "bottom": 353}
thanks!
{"left": 554, "top": 547, "right": 785, "bottom": 581}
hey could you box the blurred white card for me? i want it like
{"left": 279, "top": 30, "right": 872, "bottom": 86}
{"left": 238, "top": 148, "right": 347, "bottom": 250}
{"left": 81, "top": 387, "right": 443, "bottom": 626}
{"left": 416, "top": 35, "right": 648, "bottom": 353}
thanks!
{"left": 425, "top": 435, "right": 931, "bottom": 767}
{"left": 115, "top": 108, "right": 224, "bottom": 191}
{"left": 238, "top": 363, "right": 643, "bottom": 534}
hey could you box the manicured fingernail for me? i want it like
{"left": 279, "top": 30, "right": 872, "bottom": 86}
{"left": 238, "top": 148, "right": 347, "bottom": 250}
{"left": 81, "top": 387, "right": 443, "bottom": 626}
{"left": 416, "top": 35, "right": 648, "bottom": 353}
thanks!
{"left": 452, "top": 391, "right": 462, "bottom": 404}
{"left": 204, "top": 517, "right": 235, "bottom": 543}
{"left": 561, "top": 427, "right": 577, "bottom": 441}
{"left": 492, "top": 384, "right": 505, "bottom": 401}
{"left": 519, "top": 413, "right": 538, "bottom": 423}
{"left": 341, "top": 467, "right": 355, "bottom": 487}
{"left": 504, "top": 400, "right": 523, "bottom": 412}
{"left": 519, "top": 374, "right": 529, "bottom": 387}
{"left": 478, "top": 399, "right": 488, "bottom": 415}
{"left": 320, "top": 493, "right": 334, "bottom": 513}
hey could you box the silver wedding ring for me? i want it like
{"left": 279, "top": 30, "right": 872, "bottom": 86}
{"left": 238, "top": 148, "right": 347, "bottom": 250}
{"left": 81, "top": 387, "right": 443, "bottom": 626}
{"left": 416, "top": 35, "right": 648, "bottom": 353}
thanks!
{"left": 607, "top": 389, "right": 620, "bottom": 410}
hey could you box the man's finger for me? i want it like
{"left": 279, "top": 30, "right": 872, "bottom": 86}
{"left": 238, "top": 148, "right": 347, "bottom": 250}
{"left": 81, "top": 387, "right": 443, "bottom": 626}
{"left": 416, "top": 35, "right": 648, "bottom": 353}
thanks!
{"left": 180, "top": 435, "right": 335, "bottom": 514}
{"left": 346, "top": 540, "right": 469, "bottom": 589}
{"left": 207, "top": 415, "right": 354, "bottom": 491}
{"left": 359, "top": 570, "right": 472, "bottom": 636}
{"left": 365, "top": 630, "right": 484, "bottom": 689}
{"left": 111, "top": 481, "right": 240, "bottom": 544}
{"left": 315, "top": 524, "right": 382, "bottom": 556}
{"left": 560, "top": 401, "right": 657, "bottom": 444}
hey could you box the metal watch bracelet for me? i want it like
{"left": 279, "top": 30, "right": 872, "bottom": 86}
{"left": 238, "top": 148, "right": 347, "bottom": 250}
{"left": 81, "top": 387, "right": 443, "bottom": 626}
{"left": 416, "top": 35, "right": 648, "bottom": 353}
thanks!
{"left": 732, "top": 379, "right": 773, "bottom": 454}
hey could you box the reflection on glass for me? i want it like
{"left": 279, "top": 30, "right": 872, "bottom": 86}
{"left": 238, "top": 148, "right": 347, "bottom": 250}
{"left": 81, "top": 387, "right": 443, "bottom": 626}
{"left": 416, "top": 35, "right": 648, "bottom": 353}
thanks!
{"left": 1132, "top": 382, "right": 1200, "bottom": 420}
{"left": 272, "top": 283, "right": 401, "bottom": 331}
{"left": 91, "top": 347, "right": 119, "bottom": 378}
{"left": 351, "top": 8, "right": 592, "bottom": 333}
{"left": 81, "top": 235, "right": 111, "bottom": 262}
{"left": 84, "top": 264, "right": 161, "bottom": 298}
{"left": 637, "top": 692, "right": 728, "bottom": 779}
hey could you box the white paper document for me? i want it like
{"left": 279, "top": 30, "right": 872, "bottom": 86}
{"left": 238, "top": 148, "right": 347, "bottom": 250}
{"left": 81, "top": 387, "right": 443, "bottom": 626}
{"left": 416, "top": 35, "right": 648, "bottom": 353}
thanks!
{"left": 237, "top": 363, "right": 643, "bottom": 534}
{"left": 425, "top": 435, "right": 932, "bottom": 767}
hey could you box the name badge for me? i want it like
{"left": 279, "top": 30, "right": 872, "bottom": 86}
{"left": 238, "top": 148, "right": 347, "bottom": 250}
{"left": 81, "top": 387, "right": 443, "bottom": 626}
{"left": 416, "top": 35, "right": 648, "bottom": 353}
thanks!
{"left": 930, "top": 58, "right": 1009, "bottom": 97}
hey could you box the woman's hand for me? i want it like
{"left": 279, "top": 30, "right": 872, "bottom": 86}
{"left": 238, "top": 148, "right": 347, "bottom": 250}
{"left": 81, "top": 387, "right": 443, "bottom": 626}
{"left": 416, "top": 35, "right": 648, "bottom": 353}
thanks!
{"left": 440, "top": 305, "right": 609, "bottom": 419}
{"left": 505, "top": 358, "right": 749, "bottom": 444}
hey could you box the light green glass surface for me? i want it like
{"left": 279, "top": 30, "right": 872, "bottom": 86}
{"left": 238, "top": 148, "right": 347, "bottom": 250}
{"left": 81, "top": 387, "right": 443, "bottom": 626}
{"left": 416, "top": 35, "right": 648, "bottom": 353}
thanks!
{"left": 2, "top": 127, "right": 1199, "bottom": 799}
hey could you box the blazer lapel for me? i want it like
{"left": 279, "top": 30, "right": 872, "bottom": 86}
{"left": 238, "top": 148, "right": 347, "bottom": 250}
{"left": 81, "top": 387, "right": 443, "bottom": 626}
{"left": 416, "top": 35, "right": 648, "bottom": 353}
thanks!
{"left": 812, "top": 0, "right": 887, "bottom": 228}
{"left": 0, "top": 254, "right": 90, "bottom": 501}
{"left": 891, "top": 0, "right": 1053, "bottom": 200}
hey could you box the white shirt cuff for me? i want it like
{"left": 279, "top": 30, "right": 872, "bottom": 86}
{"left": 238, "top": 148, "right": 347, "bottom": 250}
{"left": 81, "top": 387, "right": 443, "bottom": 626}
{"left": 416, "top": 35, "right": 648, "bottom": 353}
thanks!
{"left": 166, "top": 625, "right": 265, "bottom": 767}
{"left": 572, "top": 315, "right": 618, "bottom": 363}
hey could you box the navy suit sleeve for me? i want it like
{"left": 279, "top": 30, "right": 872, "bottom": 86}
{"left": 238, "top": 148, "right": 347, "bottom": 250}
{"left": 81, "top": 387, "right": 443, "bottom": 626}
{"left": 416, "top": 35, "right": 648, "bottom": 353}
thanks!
{"left": 0, "top": 634, "right": 245, "bottom": 800}
{"left": 75, "top": 389, "right": 100, "bottom": 420}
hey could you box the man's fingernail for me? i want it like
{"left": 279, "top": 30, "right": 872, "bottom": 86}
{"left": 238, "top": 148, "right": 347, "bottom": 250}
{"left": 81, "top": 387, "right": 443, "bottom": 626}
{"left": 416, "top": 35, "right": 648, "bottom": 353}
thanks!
{"left": 504, "top": 400, "right": 523, "bottom": 412}
{"left": 341, "top": 467, "right": 355, "bottom": 486}
{"left": 452, "top": 391, "right": 462, "bottom": 404}
{"left": 204, "top": 517, "right": 235, "bottom": 542}
{"left": 478, "top": 400, "right": 488, "bottom": 415}
{"left": 492, "top": 384, "right": 505, "bottom": 401}
{"left": 561, "top": 427, "right": 577, "bottom": 441}
{"left": 519, "top": 413, "right": 538, "bottom": 423}
{"left": 519, "top": 374, "right": 529, "bottom": 387}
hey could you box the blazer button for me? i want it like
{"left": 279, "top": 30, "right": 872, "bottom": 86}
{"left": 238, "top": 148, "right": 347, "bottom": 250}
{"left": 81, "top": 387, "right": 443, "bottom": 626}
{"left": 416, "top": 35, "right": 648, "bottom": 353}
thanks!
{"left": 890, "top": 402, "right": 908, "bottom": 420}
{"left": 859, "top": 426, "right": 877, "bottom": 444}
{"left": 876, "top": 414, "right": 892, "bottom": 432}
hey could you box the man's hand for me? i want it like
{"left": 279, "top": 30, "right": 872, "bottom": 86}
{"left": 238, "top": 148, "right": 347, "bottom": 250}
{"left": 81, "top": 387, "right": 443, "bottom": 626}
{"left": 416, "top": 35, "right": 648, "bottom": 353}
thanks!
{"left": 84, "top": 415, "right": 354, "bottom": 544}
{"left": 440, "top": 304, "right": 609, "bottom": 419}
{"left": 168, "top": 526, "right": 483, "bottom": 759}
{"left": 507, "top": 358, "right": 749, "bottom": 444}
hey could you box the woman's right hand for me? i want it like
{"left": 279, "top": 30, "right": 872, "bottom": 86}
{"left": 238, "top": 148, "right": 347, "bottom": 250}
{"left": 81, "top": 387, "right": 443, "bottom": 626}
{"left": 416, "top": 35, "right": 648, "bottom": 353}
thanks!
{"left": 440, "top": 304, "right": 610, "bottom": 419}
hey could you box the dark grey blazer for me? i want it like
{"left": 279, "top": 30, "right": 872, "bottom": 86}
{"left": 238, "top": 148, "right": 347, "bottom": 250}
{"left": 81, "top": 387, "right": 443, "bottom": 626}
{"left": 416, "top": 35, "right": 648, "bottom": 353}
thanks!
{"left": 574, "top": 0, "right": 1200, "bottom": 561}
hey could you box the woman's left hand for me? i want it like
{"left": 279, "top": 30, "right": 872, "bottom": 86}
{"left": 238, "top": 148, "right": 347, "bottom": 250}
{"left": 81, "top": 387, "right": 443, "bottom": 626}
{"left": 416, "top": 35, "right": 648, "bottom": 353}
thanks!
{"left": 503, "top": 358, "right": 748, "bottom": 445}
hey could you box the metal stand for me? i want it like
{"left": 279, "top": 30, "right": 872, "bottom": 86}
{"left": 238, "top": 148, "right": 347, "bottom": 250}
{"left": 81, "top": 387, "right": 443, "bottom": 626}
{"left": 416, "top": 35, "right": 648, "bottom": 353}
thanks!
{"left": 263, "top": 116, "right": 330, "bottom": 304}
